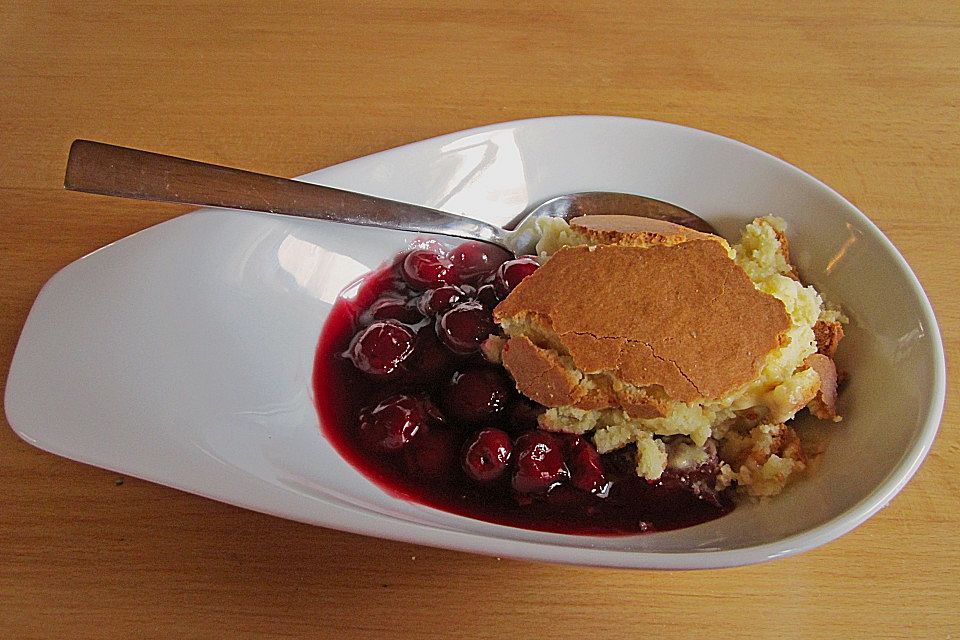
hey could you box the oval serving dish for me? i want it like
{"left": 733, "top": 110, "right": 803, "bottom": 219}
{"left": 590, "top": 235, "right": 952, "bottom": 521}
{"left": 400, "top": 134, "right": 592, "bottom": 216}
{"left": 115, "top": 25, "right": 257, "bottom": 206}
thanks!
{"left": 5, "top": 116, "right": 945, "bottom": 569}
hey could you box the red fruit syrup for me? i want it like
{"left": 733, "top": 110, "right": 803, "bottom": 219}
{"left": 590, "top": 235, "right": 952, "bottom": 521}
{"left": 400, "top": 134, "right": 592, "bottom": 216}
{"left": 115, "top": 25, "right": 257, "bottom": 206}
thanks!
{"left": 313, "top": 242, "right": 732, "bottom": 535}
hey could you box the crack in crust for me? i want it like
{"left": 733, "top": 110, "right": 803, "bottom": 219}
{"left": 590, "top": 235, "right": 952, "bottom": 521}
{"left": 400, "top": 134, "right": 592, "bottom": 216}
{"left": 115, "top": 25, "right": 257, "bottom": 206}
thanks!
{"left": 501, "top": 335, "right": 667, "bottom": 417}
{"left": 561, "top": 330, "right": 705, "bottom": 398}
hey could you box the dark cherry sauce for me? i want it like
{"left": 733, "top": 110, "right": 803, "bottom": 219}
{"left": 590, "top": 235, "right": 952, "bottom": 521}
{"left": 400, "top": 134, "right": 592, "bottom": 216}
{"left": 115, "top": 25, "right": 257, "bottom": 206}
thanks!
{"left": 313, "top": 246, "right": 732, "bottom": 535}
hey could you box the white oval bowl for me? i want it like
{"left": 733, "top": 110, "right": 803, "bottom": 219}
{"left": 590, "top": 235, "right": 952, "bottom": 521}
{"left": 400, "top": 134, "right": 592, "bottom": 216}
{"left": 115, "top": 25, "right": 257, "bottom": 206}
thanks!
{"left": 5, "top": 116, "right": 945, "bottom": 568}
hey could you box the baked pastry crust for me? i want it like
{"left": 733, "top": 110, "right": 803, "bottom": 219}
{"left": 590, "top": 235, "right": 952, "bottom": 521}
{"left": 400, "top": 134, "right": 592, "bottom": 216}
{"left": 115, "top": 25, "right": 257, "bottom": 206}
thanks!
{"left": 568, "top": 214, "right": 723, "bottom": 248}
{"left": 491, "top": 213, "right": 845, "bottom": 495}
{"left": 813, "top": 319, "right": 845, "bottom": 359}
{"left": 494, "top": 237, "right": 791, "bottom": 408}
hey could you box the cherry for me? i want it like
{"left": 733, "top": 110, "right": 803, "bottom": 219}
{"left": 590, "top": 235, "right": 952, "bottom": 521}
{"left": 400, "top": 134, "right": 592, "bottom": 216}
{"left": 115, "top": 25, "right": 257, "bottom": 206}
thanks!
{"left": 347, "top": 321, "right": 416, "bottom": 377}
{"left": 407, "top": 327, "right": 454, "bottom": 382}
{"left": 449, "top": 242, "right": 512, "bottom": 285}
{"left": 358, "top": 394, "right": 434, "bottom": 453}
{"left": 370, "top": 295, "right": 424, "bottom": 324}
{"left": 494, "top": 257, "right": 540, "bottom": 297}
{"left": 463, "top": 428, "right": 513, "bottom": 483}
{"left": 442, "top": 367, "right": 513, "bottom": 423}
{"left": 416, "top": 285, "right": 470, "bottom": 316}
{"left": 475, "top": 284, "right": 501, "bottom": 310}
{"left": 402, "top": 427, "right": 461, "bottom": 481}
{"left": 653, "top": 450, "right": 723, "bottom": 506}
{"left": 508, "top": 398, "right": 543, "bottom": 431}
{"left": 552, "top": 432, "right": 585, "bottom": 452}
{"left": 511, "top": 431, "right": 568, "bottom": 494}
{"left": 402, "top": 249, "right": 457, "bottom": 290}
{"left": 566, "top": 438, "right": 607, "bottom": 494}
{"left": 435, "top": 301, "right": 495, "bottom": 354}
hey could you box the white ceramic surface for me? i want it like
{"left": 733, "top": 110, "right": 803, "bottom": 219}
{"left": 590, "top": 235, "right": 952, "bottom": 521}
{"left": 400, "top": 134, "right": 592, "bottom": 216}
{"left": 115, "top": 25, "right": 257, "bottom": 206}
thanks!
{"left": 5, "top": 116, "right": 945, "bottom": 569}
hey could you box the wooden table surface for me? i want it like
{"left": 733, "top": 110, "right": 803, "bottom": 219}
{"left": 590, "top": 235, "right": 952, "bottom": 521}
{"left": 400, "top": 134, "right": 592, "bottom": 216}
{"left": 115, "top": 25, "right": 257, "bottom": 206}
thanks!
{"left": 2, "top": 2, "right": 957, "bottom": 638}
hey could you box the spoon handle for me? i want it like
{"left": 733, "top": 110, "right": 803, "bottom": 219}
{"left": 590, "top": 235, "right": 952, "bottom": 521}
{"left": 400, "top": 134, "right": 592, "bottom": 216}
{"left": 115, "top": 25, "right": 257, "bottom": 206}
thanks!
{"left": 64, "top": 140, "right": 507, "bottom": 246}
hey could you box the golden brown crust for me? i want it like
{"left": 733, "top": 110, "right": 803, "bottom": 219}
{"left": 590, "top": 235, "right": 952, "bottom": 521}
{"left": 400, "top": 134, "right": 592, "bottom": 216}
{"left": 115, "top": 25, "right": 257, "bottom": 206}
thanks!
{"left": 615, "top": 386, "right": 669, "bottom": 419}
{"left": 500, "top": 336, "right": 584, "bottom": 407}
{"left": 495, "top": 241, "right": 790, "bottom": 405}
{"left": 499, "top": 335, "right": 667, "bottom": 416}
{"left": 556, "top": 332, "right": 624, "bottom": 374}
{"left": 577, "top": 383, "right": 617, "bottom": 411}
{"left": 804, "top": 353, "right": 840, "bottom": 421}
{"left": 568, "top": 215, "right": 722, "bottom": 248}
{"left": 616, "top": 340, "right": 700, "bottom": 402}
{"left": 813, "top": 319, "right": 845, "bottom": 359}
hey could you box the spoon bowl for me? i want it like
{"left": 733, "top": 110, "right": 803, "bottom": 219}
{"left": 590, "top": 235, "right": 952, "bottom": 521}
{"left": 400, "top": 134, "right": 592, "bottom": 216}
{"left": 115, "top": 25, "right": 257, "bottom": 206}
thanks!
{"left": 506, "top": 191, "right": 717, "bottom": 254}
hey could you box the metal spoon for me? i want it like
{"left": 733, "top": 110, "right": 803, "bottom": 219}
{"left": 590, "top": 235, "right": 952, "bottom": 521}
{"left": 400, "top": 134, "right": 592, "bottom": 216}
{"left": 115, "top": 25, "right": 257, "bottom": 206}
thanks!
{"left": 64, "top": 139, "right": 717, "bottom": 256}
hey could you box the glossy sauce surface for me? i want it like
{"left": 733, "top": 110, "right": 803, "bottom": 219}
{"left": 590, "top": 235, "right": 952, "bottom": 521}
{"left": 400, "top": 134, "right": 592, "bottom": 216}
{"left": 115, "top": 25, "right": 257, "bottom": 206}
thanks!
{"left": 313, "top": 247, "right": 732, "bottom": 535}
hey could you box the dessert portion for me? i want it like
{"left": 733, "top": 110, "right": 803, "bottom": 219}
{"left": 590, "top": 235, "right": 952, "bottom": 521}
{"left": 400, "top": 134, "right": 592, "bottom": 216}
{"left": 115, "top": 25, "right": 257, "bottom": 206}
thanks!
{"left": 490, "top": 214, "right": 844, "bottom": 497}
{"left": 494, "top": 229, "right": 790, "bottom": 419}
{"left": 313, "top": 213, "right": 845, "bottom": 535}
{"left": 314, "top": 240, "right": 736, "bottom": 535}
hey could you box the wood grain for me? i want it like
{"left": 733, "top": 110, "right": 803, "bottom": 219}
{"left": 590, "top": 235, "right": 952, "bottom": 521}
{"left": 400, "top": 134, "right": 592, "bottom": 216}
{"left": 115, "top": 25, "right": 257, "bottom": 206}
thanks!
{"left": 1, "top": 2, "right": 958, "bottom": 638}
